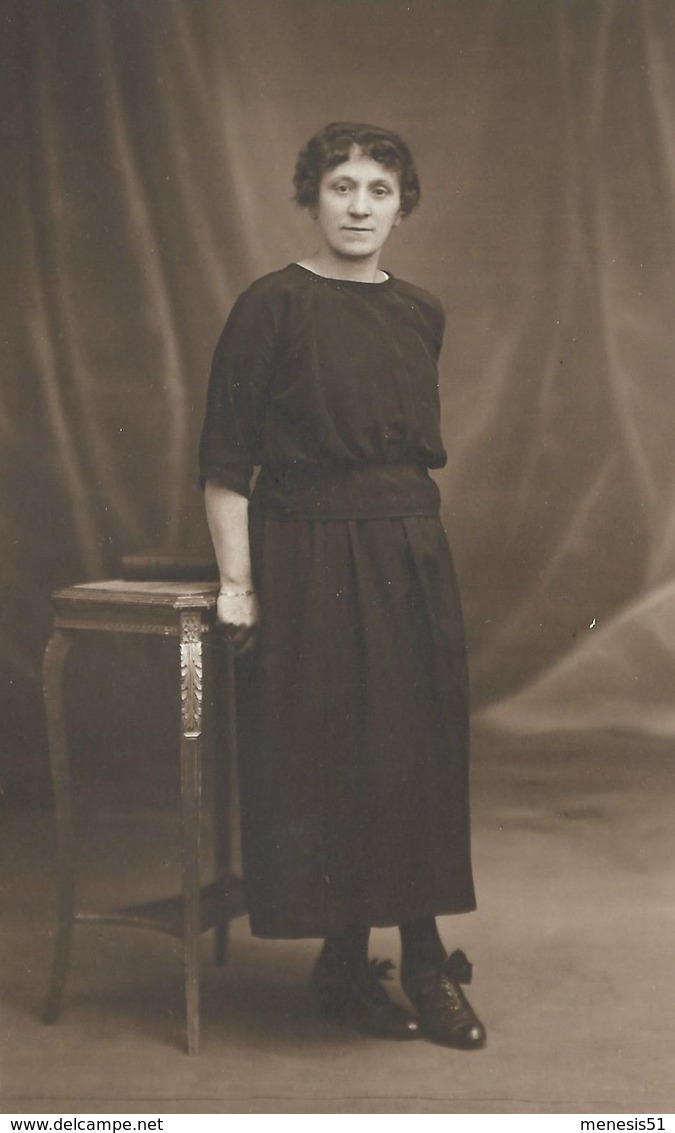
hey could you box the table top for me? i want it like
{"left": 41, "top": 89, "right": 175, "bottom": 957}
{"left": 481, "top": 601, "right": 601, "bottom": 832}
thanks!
{"left": 50, "top": 581, "right": 224, "bottom": 635}
{"left": 53, "top": 580, "right": 220, "bottom": 610}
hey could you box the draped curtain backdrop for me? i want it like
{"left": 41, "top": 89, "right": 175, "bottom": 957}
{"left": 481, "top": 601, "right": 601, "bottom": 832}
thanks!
{"left": 3, "top": 0, "right": 675, "bottom": 779}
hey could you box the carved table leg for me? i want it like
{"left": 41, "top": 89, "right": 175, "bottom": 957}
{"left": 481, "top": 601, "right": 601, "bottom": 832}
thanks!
{"left": 180, "top": 611, "right": 203, "bottom": 1056}
{"left": 43, "top": 630, "right": 75, "bottom": 1024}
{"left": 212, "top": 639, "right": 237, "bottom": 964}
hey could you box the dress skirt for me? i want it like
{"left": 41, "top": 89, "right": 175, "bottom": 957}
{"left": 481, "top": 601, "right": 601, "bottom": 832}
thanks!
{"left": 236, "top": 510, "right": 477, "bottom": 939}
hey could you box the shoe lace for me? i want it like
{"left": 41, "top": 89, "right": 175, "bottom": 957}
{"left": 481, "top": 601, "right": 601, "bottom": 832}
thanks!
{"left": 412, "top": 951, "right": 473, "bottom": 1012}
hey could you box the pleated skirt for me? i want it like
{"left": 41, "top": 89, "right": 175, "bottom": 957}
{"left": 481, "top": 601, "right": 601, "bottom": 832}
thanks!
{"left": 236, "top": 512, "right": 476, "bottom": 938}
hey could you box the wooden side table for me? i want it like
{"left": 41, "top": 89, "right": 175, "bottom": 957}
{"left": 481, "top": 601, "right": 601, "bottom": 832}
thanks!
{"left": 42, "top": 580, "right": 247, "bottom": 1055}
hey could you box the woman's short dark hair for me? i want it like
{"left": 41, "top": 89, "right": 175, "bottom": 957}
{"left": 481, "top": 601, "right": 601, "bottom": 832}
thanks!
{"left": 293, "top": 122, "right": 421, "bottom": 217}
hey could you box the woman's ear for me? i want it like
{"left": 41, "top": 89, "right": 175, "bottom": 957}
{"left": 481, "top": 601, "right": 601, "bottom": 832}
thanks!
{"left": 393, "top": 209, "right": 403, "bottom": 227}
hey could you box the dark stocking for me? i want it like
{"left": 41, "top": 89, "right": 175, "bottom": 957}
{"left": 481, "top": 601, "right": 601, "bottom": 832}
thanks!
{"left": 319, "top": 926, "right": 370, "bottom": 972}
{"left": 399, "top": 916, "right": 447, "bottom": 977}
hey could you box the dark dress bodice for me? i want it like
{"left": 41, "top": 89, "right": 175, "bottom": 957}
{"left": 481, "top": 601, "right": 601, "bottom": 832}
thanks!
{"left": 199, "top": 263, "right": 448, "bottom": 517}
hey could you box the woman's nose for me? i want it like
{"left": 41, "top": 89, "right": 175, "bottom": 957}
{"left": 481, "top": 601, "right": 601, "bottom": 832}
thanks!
{"left": 348, "top": 191, "right": 371, "bottom": 216}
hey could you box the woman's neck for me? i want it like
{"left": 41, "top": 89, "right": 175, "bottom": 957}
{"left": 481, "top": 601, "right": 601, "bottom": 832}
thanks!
{"left": 297, "top": 252, "right": 387, "bottom": 283}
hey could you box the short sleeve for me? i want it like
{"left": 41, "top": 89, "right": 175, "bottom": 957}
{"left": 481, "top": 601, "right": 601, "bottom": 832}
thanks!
{"left": 395, "top": 279, "right": 446, "bottom": 362}
{"left": 199, "top": 284, "right": 282, "bottom": 497}
{"left": 435, "top": 301, "right": 446, "bottom": 353}
{"left": 420, "top": 292, "right": 446, "bottom": 361}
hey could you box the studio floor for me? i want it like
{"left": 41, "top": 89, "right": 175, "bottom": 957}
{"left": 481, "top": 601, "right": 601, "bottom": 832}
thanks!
{"left": 1, "top": 727, "right": 673, "bottom": 1115}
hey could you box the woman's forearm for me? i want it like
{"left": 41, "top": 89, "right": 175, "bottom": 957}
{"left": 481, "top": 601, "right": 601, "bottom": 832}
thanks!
{"left": 204, "top": 480, "right": 253, "bottom": 587}
{"left": 204, "top": 479, "right": 259, "bottom": 650}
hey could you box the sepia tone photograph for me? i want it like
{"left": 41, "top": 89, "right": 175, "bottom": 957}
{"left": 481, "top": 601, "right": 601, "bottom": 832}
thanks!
{"left": 2, "top": 0, "right": 674, "bottom": 1117}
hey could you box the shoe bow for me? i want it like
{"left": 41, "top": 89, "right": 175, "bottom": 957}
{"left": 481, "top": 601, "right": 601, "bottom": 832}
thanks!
{"left": 443, "top": 949, "right": 473, "bottom": 985}
{"left": 369, "top": 957, "right": 396, "bottom": 982}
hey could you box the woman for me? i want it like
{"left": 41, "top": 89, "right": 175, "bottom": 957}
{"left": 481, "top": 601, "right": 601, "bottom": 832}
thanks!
{"left": 199, "top": 122, "right": 485, "bottom": 1050}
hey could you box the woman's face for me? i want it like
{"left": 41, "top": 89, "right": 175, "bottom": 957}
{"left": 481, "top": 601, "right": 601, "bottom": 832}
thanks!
{"left": 314, "top": 147, "right": 402, "bottom": 265}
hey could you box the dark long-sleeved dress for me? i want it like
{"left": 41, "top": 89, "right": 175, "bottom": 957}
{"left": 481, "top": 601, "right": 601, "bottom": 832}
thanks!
{"left": 200, "top": 262, "right": 476, "bottom": 938}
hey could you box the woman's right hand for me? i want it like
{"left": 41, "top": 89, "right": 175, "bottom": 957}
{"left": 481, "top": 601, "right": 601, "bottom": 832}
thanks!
{"left": 216, "top": 589, "right": 260, "bottom": 654}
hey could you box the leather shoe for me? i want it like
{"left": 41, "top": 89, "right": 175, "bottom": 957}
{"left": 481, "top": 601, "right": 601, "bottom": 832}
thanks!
{"left": 312, "top": 956, "right": 420, "bottom": 1040}
{"left": 402, "top": 950, "right": 486, "bottom": 1050}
